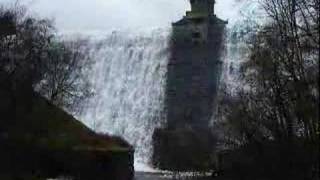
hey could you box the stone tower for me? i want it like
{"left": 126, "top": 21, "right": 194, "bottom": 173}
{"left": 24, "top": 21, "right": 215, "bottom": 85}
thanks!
{"left": 152, "top": 0, "right": 227, "bottom": 171}
{"left": 189, "top": 0, "right": 215, "bottom": 16}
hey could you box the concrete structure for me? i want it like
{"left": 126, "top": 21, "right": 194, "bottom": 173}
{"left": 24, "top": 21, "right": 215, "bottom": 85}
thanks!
{"left": 167, "top": 0, "right": 226, "bottom": 129}
{"left": 152, "top": 0, "right": 227, "bottom": 170}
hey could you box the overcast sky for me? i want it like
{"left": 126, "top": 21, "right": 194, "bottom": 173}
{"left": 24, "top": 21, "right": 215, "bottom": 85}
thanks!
{"left": 0, "top": 0, "right": 241, "bottom": 33}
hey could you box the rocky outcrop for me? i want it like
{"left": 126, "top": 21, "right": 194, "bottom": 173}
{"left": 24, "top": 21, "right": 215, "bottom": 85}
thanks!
{"left": 0, "top": 88, "right": 134, "bottom": 180}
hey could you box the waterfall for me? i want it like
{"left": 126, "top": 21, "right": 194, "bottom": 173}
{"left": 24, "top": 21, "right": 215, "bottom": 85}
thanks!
{"left": 80, "top": 29, "right": 171, "bottom": 171}
{"left": 220, "top": 1, "right": 264, "bottom": 95}
{"left": 221, "top": 25, "right": 248, "bottom": 95}
{"left": 78, "top": 1, "right": 262, "bottom": 173}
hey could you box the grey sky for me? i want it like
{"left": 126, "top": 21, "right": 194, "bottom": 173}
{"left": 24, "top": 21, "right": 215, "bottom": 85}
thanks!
{"left": 0, "top": 0, "right": 240, "bottom": 33}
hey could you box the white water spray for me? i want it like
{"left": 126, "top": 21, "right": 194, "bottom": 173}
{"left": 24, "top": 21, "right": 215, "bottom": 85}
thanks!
{"left": 78, "top": 1, "right": 263, "bottom": 173}
{"left": 221, "top": 1, "right": 264, "bottom": 94}
{"left": 80, "top": 29, "right": 171, "bottom": 171}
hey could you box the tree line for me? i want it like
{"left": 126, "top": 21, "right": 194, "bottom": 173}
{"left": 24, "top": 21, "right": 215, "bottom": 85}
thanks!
{"left": 0, "top": 4, "right": 92, "bottom": 114}
{"left": 219, "top": 0, "right": 319, "bottom": 146}
{"left": 216, "top": 0, "right": 319, "bottom": 178}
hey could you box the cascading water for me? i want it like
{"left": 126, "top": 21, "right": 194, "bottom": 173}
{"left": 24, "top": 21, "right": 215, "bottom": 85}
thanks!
{"left": 220, "top": 1, "right": 264, "bottom": 94}
{"left": 220, "top": 25, "right": 249, "bottom": 95}
{"left": 78, "top": 1, "right": 262, "bottom": 174}
{"left": 80, "top": 29, "right": 171, "bottom": 171}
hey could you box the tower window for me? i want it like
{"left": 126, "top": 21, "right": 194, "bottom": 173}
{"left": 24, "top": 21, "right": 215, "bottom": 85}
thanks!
{"left": 192, "top": 32, "right": 201, "bottom": 38}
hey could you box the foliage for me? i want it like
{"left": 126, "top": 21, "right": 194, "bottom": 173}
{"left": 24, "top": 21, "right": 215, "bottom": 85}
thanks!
{"left": 216, "top": 0, "right": 319, "bottom": 178}
{"left": 0, "top": 4, "right": 92, "bottom": 112}
{"left": 218, "top": 0, "right": 319, "bottom": 145}
{"left": 36, "top": 38, "right": 93, "bottom": 112}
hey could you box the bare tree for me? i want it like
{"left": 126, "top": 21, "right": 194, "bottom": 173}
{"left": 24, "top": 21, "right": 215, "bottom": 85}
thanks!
{"left": 36, "top": 38, "right": 93, "bottom": 112}
{"left": 1, "top": 4, "right": 54, "bottom": 113}
{"left": 218, "top": 0, "right": 319, "bottom": 144}
{"left": 1, "top": 4, "right": 93, "bottom": 114}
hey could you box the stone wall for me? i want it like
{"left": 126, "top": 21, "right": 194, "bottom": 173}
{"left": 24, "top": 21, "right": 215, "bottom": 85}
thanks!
{"left": 152, "top": 15, "right": 226, "bottom": 170}
{"left": 167, "top": 16, "right": 226, "bottom": 129}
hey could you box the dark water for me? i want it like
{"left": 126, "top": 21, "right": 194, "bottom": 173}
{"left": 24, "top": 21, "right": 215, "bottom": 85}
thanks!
{"left": 135, "top": 172, "right": 213, "bottom": 180}
{"left": 51, "top": 172, "right": 213, "bottom": 180}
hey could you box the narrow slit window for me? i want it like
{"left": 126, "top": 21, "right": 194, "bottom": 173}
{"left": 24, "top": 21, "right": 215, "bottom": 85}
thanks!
{"left": 192, "top": 32, "right": 201, "bottom": 38}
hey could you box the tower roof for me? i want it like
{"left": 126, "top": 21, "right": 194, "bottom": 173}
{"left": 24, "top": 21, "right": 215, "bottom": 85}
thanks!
{"left": 187, "top": 0, "right": 215, "bottom": 19}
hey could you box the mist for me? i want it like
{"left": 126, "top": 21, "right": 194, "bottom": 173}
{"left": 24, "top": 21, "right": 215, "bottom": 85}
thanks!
{"left": 0, "top": 0, "right": 240, "bottom": 34}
